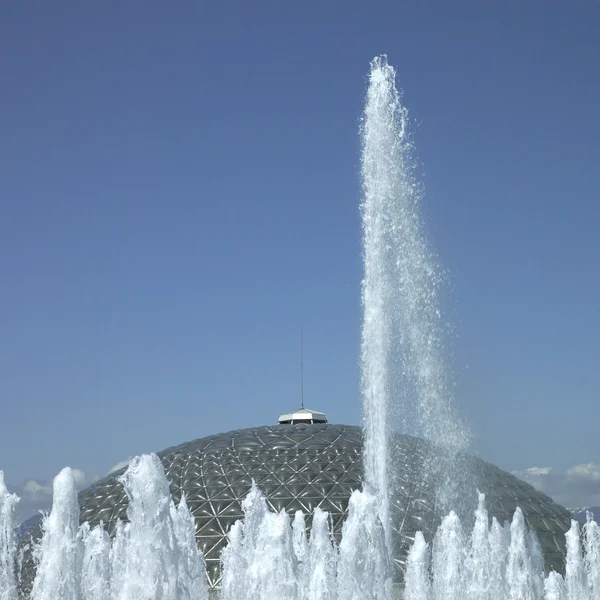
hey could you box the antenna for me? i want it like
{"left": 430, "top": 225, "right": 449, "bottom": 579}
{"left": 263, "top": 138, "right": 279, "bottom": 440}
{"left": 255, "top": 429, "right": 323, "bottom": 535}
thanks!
{"left": 301, "top": 329, "right": 304, "bottom": 409}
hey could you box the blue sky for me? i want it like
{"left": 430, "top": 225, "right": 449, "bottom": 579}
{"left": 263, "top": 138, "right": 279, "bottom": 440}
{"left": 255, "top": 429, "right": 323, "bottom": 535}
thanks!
{"left": 1, "top": 1, "right": 599, "bottom": 520}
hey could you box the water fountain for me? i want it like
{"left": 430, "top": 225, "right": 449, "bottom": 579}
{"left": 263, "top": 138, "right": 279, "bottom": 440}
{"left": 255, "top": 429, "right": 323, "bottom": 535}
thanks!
{"left": 0, "top": 56, "right": 595, "bottom": 599}
{"left": 0, "top": 472, "right": 19, "bottom": 600}
{"left": 2, "top": 457, "right": 599, "bottom": 599}
{"left": 361, "top": 56, "right": 470, "bottom": 522}
{"left": 5, "top": 458, "right": 210, "bottom": 600}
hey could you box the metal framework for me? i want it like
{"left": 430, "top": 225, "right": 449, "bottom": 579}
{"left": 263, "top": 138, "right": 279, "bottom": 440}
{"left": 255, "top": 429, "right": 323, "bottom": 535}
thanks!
{"left": 19, "top": 424, "right": 571, "bottom": 590}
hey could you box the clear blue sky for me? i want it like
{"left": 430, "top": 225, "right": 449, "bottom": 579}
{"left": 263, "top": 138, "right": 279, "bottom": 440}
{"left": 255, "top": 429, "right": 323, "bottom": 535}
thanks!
{"left": 1, "top": 1, "right": 599, "bottom": 517}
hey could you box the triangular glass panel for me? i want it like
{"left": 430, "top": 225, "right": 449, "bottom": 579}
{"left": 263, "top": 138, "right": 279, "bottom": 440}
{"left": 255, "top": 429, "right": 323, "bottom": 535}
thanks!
{"left": 196, "top": 519, "right": 221, "bottom": 537}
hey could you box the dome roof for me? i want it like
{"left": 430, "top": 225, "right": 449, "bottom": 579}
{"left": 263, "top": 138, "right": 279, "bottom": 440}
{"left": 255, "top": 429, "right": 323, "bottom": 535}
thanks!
{"left": 20, "top": 424, "right": 571, "bottom": 590}
{"left": 278, "top": 407, "right": 328, "bottom": 424}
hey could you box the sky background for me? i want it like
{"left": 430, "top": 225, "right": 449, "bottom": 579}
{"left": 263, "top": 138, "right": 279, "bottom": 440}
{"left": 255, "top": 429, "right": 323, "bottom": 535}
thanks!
{"left": 1, "top": 0, "right": 599, "bottom": 522}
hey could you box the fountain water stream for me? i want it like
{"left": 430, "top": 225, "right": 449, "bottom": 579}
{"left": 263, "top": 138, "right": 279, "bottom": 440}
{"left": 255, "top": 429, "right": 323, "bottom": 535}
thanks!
{"left": 19, "top": 458, "right": 209, "bottom": 600}
{"left": 360, "top": 56, "right": 470, "bottom": 531}
{"left": 0, "top": 472, "right": 19, "bottom": 600}
{"left": 2, "top": 459, "right": 599, "bottom": 599}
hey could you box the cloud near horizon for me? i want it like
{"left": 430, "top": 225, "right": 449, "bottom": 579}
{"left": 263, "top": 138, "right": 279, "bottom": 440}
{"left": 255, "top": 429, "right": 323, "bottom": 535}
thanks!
{"left": 107, "top": 458, "right": 131, "bottom": 475}
{"left": 512, "top": 462, "right": 600, "bottom": 508}
{"left": 6, "top": 459, "right": 135, "bottom": 525}
{"left": 7, "top": 468, "right": 92, "bottom": 524}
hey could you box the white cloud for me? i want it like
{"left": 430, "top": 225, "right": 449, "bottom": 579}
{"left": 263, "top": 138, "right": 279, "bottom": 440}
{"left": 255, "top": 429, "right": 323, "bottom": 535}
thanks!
{"left": 107, "top": 459, "right": 131, "bottom": 475}
{"left": 71, "top": 468, "right": 88, "bottom": 489}
{"left": 22, "top": 480, "right": 52, "bottom": 496}
{"left": 513, "top": 462, "right": 600, "bottom": 509}
{"left": 6, "top": 461, "right": 132, "bottom": 524}
{"left": 516, "top": 466, "right": 552, "bottom": 477}
{"left": 566, "top": 463, "right": 600, "bottom": 483}
{"left": 8, "top": 468, "right": 91, "bottom": 524}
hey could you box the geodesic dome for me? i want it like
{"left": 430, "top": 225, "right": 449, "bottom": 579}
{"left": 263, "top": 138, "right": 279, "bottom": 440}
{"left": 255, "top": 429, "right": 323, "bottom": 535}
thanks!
{"left": 19, "top": 422, "right": 571, "bottom": 591}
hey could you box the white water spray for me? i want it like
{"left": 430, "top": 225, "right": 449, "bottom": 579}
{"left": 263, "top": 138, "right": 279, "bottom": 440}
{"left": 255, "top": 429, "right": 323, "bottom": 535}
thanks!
{"left": 464, "top": 493, "right": 490, "bottom": 599}
{"left": 18, "top": 457, "right": 208, "bottom": 600}
{"left": 336, "top": 490, "right": 393, "bottom": 600}
{"left": 302, "top": 508, "right": 337, "bottom": 600}
{"left": 488, "top": 517, "right": 511, "bottom": 597}
{"left": 583, "top": 516, "right": 600, "bottom": 597}
{"left": 220, "top": 482, "right": 299, "bottom": 600}
{"left": 404, "top": 532, "right": 430, "bottom": 600}
{"left": 2, "top": 455, "right": 600, "bottom": 598}
{"left": 0, "top": 472, "right": 19, "bottom": 600}
{"left": 360, "top": 55, "right": 470, "bottom": 529}
{"left": 565, "top": 520, "right": 586, "bottom": 600}
{"left": 292, "top": 511, "right": 308, "bottom": 566}
{"left": 80, "top": 523, "right": 111, "bottom": 600}
{"left": 431, "top": 511, "right": 465, "bottom": 600}
{"left": 402, "top": 496, "right": 599, "bottom": 600}
{"left": 112, "top": 454, "right": 208, "bottom": 600}
{"left": 30, "top": 468, "right": 82, "bottom": 600}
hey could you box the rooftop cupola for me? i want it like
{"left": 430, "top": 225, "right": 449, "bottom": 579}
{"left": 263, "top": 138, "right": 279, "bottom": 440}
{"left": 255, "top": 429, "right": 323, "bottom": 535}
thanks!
{"left": 278, "top": 407, "right": 327, "bottom": 425}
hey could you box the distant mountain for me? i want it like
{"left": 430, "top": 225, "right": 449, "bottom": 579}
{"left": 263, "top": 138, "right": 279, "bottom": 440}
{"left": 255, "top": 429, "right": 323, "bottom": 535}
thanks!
{"left": 570, "top": 506, "right": 600, "bottom": 525}
{"left": 16, "top": 512, "right": 44, "bottom": 539}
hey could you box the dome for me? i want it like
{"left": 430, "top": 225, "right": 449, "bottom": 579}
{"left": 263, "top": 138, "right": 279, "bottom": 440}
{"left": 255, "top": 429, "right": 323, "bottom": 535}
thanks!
{"left": 19, "top": 423, "right": 571, "bottom": 591}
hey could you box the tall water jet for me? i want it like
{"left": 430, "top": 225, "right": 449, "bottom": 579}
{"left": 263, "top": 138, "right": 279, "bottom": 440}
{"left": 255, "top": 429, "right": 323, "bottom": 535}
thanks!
{"left": 360, "top": 55, "right": 470, "bottom": 530}
{"left": 544, "top": 571, "right": 566, "bottom": 600}
{"left": 219, "top": 482, "right": 299, "bottom": 600}
{"left": 564, "top": 520, "right": 585, "bottom": 600}
{"left": 583, "top": 515, "right": 600, "bottom": 597}
{"left": 403, "top": 532, "right": 430, "bottom": 600}
{"left": 30, "top": 467, "right": 82, "bottom": 600}
{"left": 112, "top": 454, "right": 178, "bottom": 599}
{"left": 112, "top": 454, "right": 208, "bottom": 600}
{"left": 431, "top": 511, "right": 465, "bottom": 600}
{"left": 292, "top": 511, "right": 308, "bottom": 566}
{"left": 506, "top": 507, "right": 544, "bottom": 600}
{"left": 171, "top": 495, "right": 209, "bottom": 600}
{"left": 360, "top": 54, "right": 400, "bottom": 533}
{"left": 464, "top": 493, "right": 490, "bottom": 599}
{"left": 303, "top": 507, "right": 337, "bottom": 600}
{"left": 0, "top": 472, "right": 19, "bottom": 600}
{"left": 80, "top": 523, "right": 111, "bottom": 600}
{"left": 337, "top": 489, "right": 392, "bottom": 600}
{"left": 219, "top": 521, "right": 246, "bottom": 600}
{"left": 109, "top": 519, "right": 130, "bottom": 599}
{"left": 488, "top": 517, "right": 511, "bottom": 599}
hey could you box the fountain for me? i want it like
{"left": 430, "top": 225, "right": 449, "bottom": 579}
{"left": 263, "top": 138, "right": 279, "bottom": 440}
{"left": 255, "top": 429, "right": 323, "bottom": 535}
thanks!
{"left": 0, "top": 472, "right": 19, "bottom": 600}
{"left": 7, "top": 458, "right": 210, "bottom": 600}
{"left": 0, "top": 56, "right": 595, "bottom": 598}
{"left": 361, "top": 56, "right": 470, "bottom": 523}
{"left": 2, "top": 458, "right": 599, "bottom": 599}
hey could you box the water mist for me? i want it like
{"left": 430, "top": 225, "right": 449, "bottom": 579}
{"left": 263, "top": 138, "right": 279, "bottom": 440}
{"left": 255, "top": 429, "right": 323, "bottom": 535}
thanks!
{"left": 360, "top": 55, "right": 470, "bottom": 527}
